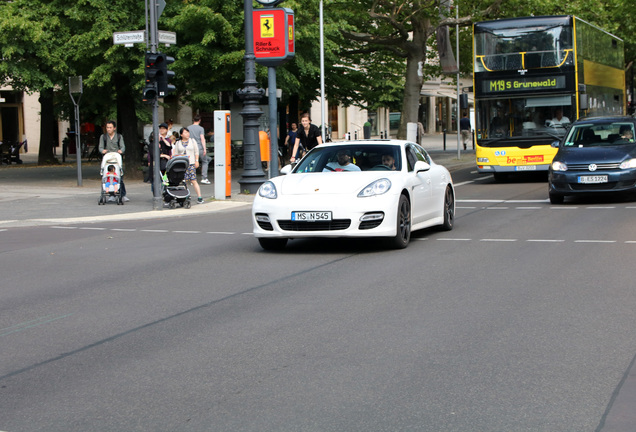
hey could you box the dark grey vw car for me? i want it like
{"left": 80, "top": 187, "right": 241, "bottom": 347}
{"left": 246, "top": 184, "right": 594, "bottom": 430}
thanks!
{"left": 548, "top": 116, "right": 636, "bottom": 204}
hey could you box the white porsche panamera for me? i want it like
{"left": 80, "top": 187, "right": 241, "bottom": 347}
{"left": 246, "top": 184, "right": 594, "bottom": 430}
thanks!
{"left": 252, "top": 140, "right": 455, "bottom": 250}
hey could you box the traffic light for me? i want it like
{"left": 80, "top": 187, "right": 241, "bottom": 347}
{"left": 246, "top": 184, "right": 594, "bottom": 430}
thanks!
{"left": 142, "top": 52, "right": 176, "bottom": 101}
{"left": 157, "top": 54, "right": 176, "bottom": 97}
{"left": 143, "top": 52, "right": 160, "bottom": 102}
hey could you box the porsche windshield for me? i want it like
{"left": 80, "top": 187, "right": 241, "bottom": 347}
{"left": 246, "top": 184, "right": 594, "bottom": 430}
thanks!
{"left": 294, "top": 145, "right": 402, "bottom": 173}
{"left": 563, "top": 122, "right": 636, "bottom": 147}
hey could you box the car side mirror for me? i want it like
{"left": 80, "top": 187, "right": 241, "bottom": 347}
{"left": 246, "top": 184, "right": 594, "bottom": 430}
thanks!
{"left": 551, "top": 140, "right": 560, "bottom": 148}
{"left": 414, "top": 160, "right": 431, "bottom": 173}
{"left": 280, "top": 164, "right": 292, "bottom": 175}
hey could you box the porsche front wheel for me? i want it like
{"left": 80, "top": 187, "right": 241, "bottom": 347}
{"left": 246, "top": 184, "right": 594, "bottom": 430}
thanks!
{"left": 389, "top": 195, "right": 411, "bottom": 249}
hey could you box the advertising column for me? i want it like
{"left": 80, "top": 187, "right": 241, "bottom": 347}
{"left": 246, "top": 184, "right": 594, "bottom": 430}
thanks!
{"left": 214, "top": 110, "right": 231, "bottom": 200}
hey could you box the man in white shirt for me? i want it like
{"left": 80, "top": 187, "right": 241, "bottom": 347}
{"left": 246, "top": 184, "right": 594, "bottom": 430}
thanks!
{"left": 323, "top": 149, "right": 361, "bottom": 172}
{"left": 549, "top": 108, "right": 570, "bottom": 127}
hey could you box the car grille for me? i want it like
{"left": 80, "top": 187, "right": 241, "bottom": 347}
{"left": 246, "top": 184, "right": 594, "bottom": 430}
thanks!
{"left": 566, "top": 163, "right": 621, "bottom": 171}
{"left": 257, "top": 220, "right": 273, "bottom": 231}
{"left": 277, "top": 219, "right": 351, "bottom": 231}
{"left": 359, "top": 220, "right": 383, "bottom": 230}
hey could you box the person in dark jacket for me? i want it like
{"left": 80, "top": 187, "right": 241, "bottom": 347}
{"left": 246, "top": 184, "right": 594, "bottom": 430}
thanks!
{"left": 290, "top": 113, "right": 323, "bottom": 163}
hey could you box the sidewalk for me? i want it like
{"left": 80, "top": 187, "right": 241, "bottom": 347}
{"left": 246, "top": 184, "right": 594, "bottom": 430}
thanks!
{"left": 0, "top": 134, "right": 475, "bottom": 228}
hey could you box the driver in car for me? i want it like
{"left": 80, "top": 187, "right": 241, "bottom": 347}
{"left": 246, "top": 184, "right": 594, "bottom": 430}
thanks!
{"left": 381, "top": 154, "right": 396, "bottom": 170}
{"left": 323, "top": 149, "right": 361, "bottom": 172}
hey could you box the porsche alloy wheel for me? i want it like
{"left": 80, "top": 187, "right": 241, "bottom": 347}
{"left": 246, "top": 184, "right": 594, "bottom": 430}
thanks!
{"left": 390, "top": 194, "right": 411, "bottom": 249}
{"left": 441, "top": 185, "right": 454, "bottom": 231}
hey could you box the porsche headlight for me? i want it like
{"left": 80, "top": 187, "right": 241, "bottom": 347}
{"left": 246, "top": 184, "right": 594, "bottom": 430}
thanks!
{"left": 551, "top": 161, "right": 568, "bottom": 172}
{"left": 358, "top": 178, "right": 392, "bottom": 197}
{"left": 258, "top": 181, "right": 278, "bottom": 199}
{"left": 620, "top": 158, "right": 636, "bottom": 169}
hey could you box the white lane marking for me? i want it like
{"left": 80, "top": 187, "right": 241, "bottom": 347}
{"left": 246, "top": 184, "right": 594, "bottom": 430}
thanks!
{"left": 574, "top": 240, "right": 617, "bottom": 243}
{"left": 486, "top": 207, "right": 509, "bottom": 209}
{"left": 457, "top": 206, "right": 477, "bottom": 209}
{"left": 51, "top": 226, "right": 78, "bottom": 229}
{"left": 207, "top": 231, "right": 236, "bottom": 235}
{"left": 625, "top": 241, "right": 636, "bottom": 244}
{"left": 516, "top": 206, "right": 542, "bottom": 210}
{"left": 458, "top": 199, "right": 549, "bottom": 203}
{"left": 141, "top": 229, "right": 169, "bottom": 233}
{"left": 527, "top": 239, "right": 565, "bottom": 243}
{"left": 453, "top": 180, "right": 475, "bottom": 187}
{"left": 437, "top": 238, "right": 472, "bottom": 241}
{"left": 586, "top": 206, "right": 616, "bottom": 209}
{"left": 480, "top": 238, "right": 518, "bottom": 242}
{"left": 173, "top": 230, "right": 202, "bottom": 234}
{"left": 550, "top": 206, "right": 579, "bottom": 209}
{"left": 79, "top": 227, "right": 107, "bottom": 230}
{"left": 241, "top": 232, "right": 253, "bottom": 235}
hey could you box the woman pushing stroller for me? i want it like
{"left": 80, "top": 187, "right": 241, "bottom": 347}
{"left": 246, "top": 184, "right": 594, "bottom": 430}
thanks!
{"left": 172, "top": 127, "right": 203, "bottom": 204}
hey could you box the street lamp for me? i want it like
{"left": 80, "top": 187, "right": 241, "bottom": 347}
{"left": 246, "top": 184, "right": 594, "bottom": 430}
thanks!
{"left": 237, "top": 0, "right": 268, "bottom": 194}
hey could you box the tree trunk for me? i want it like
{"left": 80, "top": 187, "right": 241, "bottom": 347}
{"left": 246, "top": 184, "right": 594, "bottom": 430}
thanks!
{"left": 114, "top": 73, "right": 142, "bottom": 179}
{"left": 397, "top": 25, "right": 428, "bottom": 140}
{"left": 37, "top": 88, "right": 58, "bottom": 164}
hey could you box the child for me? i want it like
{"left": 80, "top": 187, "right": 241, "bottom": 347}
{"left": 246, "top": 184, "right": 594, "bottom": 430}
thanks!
{"left": 103, "top": 164, "right": 120, "bottom": 200}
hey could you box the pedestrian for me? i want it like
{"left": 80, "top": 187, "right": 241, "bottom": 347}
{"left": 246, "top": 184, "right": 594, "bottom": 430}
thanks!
{"left": 188, "top": 114, "right": 211, "bottom": 184}
{"left": 283, "top": 122, "right": 298, "bottom": 163}
{"left": 98, "top": 120, "right": 129, "bottom": 201}
{"left": 148, "top": 123, "right": 173, "bottom": 193}
{"left": 166, "top": 118, "right": 175, "bottom": 136}
{"left": 172, "top": 127, "right": 203, "bottom": 204}
{"left": 290, "top": 113, "right": 322, "bottom": 164}
{"left": 460, "top": 112, "right": 471, "bottom": 150}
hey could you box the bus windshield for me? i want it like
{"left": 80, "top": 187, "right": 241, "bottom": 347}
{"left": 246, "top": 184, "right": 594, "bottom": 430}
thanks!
{"left": 475, "top": 18, "right": 573, "bottom": 72}
{"left": 477, "top": 96, "right": 572, "bottom": 143}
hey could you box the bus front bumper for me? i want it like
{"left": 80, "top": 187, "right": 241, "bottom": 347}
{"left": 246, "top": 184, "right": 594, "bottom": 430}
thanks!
{"left": 477, "top": 164, "right": 550, "bottom": 173}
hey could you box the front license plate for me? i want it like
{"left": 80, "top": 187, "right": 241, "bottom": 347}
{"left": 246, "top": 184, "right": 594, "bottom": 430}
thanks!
{"left": 515, "top": 165, "right": 537, "bottom": 171}
{"left": 292, "top": 211, "right": 332, "bottom": 222}
{"left": 578, "top": 175, "right": 608, "bottom": 184}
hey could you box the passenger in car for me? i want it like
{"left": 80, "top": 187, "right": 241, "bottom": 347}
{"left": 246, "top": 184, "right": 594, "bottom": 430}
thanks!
{"left": 323, "top": 149, "right": 361, "bottom": 172}
{"left": 620, "top": 125, "right": 634, "bottom": 142}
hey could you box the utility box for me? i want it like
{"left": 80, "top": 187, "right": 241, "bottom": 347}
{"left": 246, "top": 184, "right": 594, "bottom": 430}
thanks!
{"left": 214, "top": 110, "right": 231, "bottom": 200}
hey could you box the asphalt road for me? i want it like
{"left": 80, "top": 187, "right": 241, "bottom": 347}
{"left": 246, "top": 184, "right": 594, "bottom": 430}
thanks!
{"left": 1, "top": 167, "right": 636, "bottom": 431}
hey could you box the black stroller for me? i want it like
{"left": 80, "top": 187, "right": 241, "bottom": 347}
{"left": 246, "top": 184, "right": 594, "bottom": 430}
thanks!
{"left": 162, "top": 156, "right": 191, "bottom": 209}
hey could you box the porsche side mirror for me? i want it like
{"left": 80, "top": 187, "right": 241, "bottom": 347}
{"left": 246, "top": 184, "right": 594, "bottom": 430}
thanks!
{"left": 551, "top": 140, "right": 561, "bottom": 148}
{"left": 414, "top": 161, "right": 431, "bottom": 173}
{"left": 280, "top": 164, "right": 292, "bottom": 175}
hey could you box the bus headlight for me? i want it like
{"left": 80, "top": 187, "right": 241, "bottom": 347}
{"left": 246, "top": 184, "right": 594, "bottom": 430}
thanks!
{"left": 477, "top": 157, "right": 489, "bottom": 163}
{"left": 551, "top": 161, "right": 568, "bottom": 171}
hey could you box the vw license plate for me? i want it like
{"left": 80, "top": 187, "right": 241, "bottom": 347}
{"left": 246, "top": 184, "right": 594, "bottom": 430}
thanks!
{"left": 292, "top": 211, "right": 332, "bottom": 222}
{"left": 578, "top": 175, "right": 608, "bottom": 184}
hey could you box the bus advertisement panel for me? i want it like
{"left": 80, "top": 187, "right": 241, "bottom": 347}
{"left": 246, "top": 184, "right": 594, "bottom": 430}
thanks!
{"left": 473, "top": 16, "right": 625, "bottom": 180}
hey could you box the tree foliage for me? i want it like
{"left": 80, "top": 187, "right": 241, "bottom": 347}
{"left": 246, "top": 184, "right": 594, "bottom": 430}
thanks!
{"left": 1, "top": 0, "right": 635, "bottom": 161}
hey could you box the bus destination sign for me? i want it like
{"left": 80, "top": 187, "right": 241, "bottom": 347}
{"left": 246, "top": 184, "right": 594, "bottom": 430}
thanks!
{"left": 482, "top": 76, "right": 566, "bottom": 94}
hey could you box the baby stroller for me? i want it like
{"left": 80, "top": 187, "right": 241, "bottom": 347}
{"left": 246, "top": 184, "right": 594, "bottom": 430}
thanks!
{"left": 98, "top": 152, "right": 123, "bottom": 205}
{"left": 162, "top": 156, "right": 191, "bottom": 209}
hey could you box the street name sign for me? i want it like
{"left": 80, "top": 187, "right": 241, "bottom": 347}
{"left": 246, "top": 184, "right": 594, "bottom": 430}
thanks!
{"left": 158, "top": 31, "right": 177, "bottom": 45}
{"left": 113, "top": 31, "right": 146, "bottom": 45}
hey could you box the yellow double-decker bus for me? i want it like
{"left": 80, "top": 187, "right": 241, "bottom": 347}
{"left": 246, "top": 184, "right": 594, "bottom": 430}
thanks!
{"left": 473, "top": 16, "right": 625, "bottom": 181}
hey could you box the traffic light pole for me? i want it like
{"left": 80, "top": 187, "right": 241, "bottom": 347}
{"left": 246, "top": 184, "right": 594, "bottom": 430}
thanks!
{"left": 147, "top": 0, "right": 162, "bottom": 210}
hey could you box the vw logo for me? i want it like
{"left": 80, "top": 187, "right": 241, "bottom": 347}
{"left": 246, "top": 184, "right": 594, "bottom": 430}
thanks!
{"left": 588, "top": 164, "right": 598, "bottom": 171}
